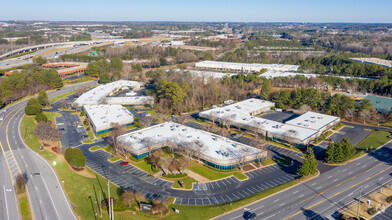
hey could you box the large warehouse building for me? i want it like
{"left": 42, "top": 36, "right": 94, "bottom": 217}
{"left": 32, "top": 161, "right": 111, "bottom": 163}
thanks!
{"left": 117, "top": 122, "right": 267, "bottom": 169}
{"left": 84, "top": 105, "right": 134, "bottom": 134}
{"left": 195, "top": 61, "right": 300, "bottom": 73}
{"left": 199, "top": 99, "right": 340, "bottom": 145}
{"left": 72, "top": 80, "right": 154, "bottom": 108}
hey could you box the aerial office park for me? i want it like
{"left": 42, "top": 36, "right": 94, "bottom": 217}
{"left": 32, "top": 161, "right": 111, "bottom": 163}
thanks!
{"left": 73, "top": 80, "right": 340, "bottom": 169}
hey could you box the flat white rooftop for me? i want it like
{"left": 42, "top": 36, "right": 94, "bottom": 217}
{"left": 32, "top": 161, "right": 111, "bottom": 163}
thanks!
{"left": 195, "top": 61, "right": 300, "bottom": 72}
{"left": 117, "top": 122, "right": 262, "bottom": 161}
{"left": 215, "top": 98, "right": 275, "bottom": 115}
{"left": 84, "top": 105, "right": 134, "bottom": 132}
{"left": 200, "top": 107, "right": 318, "bottom": 142}
{"left": 285, "top": 111, "right": 340, "bottom": 131}
{"left": 73, "top": 80, "right": 153, "bottom": 107}
{"left": 187, "top": 70, "right": 236, "bottom": 79}
{"left": 261, "top": 70, "right": 372, "bottom": 80}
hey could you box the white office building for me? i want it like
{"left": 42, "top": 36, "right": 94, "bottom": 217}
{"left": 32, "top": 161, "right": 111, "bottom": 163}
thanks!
{"left": 195, "top": 61, "right": 300, "bottom": 73}
{"left": 84, "top": 105, "right": 134, "bottom": 135}
{"left": 72, "top": 80, "right": 153, "bottom": 108}
{"left": 117, "top": 122, "right": 267, "bottom": 169}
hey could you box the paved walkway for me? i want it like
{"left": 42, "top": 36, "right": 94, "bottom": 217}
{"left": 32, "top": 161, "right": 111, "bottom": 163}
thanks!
{"left": 184, "top": 169, "right": 210, "bottom": 183}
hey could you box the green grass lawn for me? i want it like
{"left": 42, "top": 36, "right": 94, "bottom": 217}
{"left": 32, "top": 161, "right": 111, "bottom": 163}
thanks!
{"left": 261, "top": 159, "right": 276, "bottom": 165}
{"left": 187, "top": 163, "right": 246, "bottom": 181}
{"left": 43, "top": 112, "right": 61, "bottom": 123}
{"left": 314, "top": 131, "right": 333, "bottom": 144}
{"left": 21, "top": 115, "right": 125, "bottom": 220}
{"left": 108, "top": 156, "right": 121, "bottom": 162}
{"left": 87, "top": 130, "right": 94, "bottom": 140}
{"left": 163, "top": 180, "right": 298, "bottom": 220}
{"left": 171, "top": 177, "right": 197, "bottom": 190}
{"left": 129, "top": 158, "right": 161, "bottom": 174}
{"left": 20, "top": 196, "right": 31, "bottom": 220}
{"left": 333, "top": 123, "right": 344, "bottom": 131}
{"left": 89, "top": 146, "right": 101, "bottom": 151}
{"left": 50, "top": 90, "right": 77, "bottom": 103}
{"left": 82, "top": 140, "right": 95, "bottom": 144}
{"left": 356, "top": 131, "right": 391, "bottom": 153}
{"left": 95, "top": 131, "right": 110, "bottom": 139}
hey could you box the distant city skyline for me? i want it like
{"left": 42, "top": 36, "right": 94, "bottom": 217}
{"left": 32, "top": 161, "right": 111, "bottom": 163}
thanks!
{"left": 1, "top": 0, "right": 392, "bottom": 23}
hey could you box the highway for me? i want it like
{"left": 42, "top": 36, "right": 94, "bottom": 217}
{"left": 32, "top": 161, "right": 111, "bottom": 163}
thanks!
{"left": 0, "top": 80, "right": 97, "bottom": 220}
{"left": 216, "top": 142, "right": 392, "bottom": 220}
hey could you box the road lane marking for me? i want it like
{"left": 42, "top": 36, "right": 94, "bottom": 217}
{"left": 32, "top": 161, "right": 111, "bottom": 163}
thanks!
{"left": 301, "top": 162, "right": 385, "bottom": 203}
{"left": 3, "top": 185, "right": 9, "bottom": 220}
{"left": 284, "top": 165, "right": 392, "bottom": 220}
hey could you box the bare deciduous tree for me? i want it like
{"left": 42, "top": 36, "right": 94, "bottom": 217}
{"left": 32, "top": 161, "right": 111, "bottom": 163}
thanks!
{"left": 140, "top": 116, "right": 154, "bottom": 127}
{"left": 35, "top": 122, "right": 60, "bottom": 141}
{"left": 344, "top": 108, "right": 356, "bottom": 122}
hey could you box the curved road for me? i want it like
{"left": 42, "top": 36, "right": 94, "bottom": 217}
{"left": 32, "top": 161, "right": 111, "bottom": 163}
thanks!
{"left": 0, "top": 81, "right": 97, "bottom": 220}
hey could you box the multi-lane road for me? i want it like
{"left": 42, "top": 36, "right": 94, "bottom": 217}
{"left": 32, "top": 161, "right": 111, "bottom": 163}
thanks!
{"left": 0, "top": 81, "right": 97, "bottom": 220}
{"left": 216, "top": 141, "right": 392, "bottom": 220}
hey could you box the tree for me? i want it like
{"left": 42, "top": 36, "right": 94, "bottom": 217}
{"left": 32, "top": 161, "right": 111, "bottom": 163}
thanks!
{"left": 203, "top": 53, "right": 213, "bottom": 60}
{"left": 99, "top": 73, "right": 110, "bottom": 84}
{"left": 37, "top": 90, "right": 49, "bottom": 106}
{"left": 120, "top": 191, "right": 135, "bottom": 208}
{"left": 25, "top": 98, "right": 42, "bottom": 115}
{"left": 35, "top": 112, "right": 48, "bottom": 122}
{"left": 358, "top": 99, "right": 373, "bottom": 111}
{"left": 33, "top": 56, "right": 47, "bottom": 65}
{"left": 359, "top": 109, "right": 371, "bottom": 124}
{"left": 344, "top": 108, "right": 356, "bottom": 122}
{"left": 325, "top": 138, "right": 354, "bottom": 163}
{"left": 298, "top": 148, "right": 317, "bottom": 176}
{"left": 109, "top": 123, "right": 126, "bottom": 154}
{"left": 64, "top": 148, "right": 86, "bottom": 168}
{"left": 159, "top": 57, "right": 167, "bottom": 66}
{"left": 110, "top": 56, "right": 123, "bottom": 71}
{"left": 260, "top": 80, "right": 272, "bottom": 100}
{"left": 111, "top": 71, "right": 121, "bottom": 81}
{"left": 140, "top": 116, "right": 154, "bottom": 127}
{"left": 132, "top": 64, "right": 142, "bottom": 72}
{"left": 34, "top": 122, "right": 59, "bottom": 141}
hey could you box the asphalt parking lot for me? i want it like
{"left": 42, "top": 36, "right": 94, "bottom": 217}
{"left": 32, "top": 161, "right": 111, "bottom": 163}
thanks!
{"left": 56, "top": 112, "right": 88, "bottom": 147}
{"left": 79, "top": 139, "right": 302, "bottom": 206}
{"left": 259, "top": 111, "right": 300, "bottom": 123}
{"left": 329, "top": 125, "right": 371, "bottom": 147}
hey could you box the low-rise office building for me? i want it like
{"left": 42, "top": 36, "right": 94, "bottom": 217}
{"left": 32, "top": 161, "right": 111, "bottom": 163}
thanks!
{"left": 84, "top": 105, "right": 134, "bottom": 135}
{"left": 72, "top": 80, "right": 153, "bottom": 108}
{"left": 117, "top": 122, "right": 267, "bottom": 170}
{"left": 199, "top": 98, "right": 339, "bottom": 145}
{"left": 195, "top": 61, "right": 300, "bottom": 73}
{"left": 285, "top": 111, "right": 340, "bottom": 135}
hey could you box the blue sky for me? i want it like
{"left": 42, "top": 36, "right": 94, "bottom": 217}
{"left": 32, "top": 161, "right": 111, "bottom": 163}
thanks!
{"left": 1, "top": 0, "right": 391, "bottom": 23}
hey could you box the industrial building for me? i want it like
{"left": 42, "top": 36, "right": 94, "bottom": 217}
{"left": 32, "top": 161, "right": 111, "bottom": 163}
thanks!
{"left": 72, "top": 80, "right": 154, "bottom": 108}
{"left": 84, "top": 105, "right": 134, "bottom": 135}
{"left": 195, "top": 61, "right": 300, "bottom": 73}
{"left": 199, "top": 99, "right": 339, "bottom": 145}
{"left": 117, "top": 122, "right": 267, "bottom": 169}
{"left": 42, "top": 62, "right": 87, "bottom": 75}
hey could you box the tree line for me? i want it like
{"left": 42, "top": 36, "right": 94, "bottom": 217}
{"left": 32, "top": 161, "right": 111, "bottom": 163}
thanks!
{"left": 0, "top": 68, "right": 63, "bottom": 106}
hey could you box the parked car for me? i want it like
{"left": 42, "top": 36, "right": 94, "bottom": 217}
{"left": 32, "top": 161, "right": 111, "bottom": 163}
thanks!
{"left": 120, "top": 162, "right": 129, "bottom": 166}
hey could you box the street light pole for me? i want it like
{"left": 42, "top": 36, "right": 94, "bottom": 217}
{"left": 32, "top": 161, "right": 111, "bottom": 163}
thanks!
{"left": 357, "top": 186, "right": 363, "bottom": 218}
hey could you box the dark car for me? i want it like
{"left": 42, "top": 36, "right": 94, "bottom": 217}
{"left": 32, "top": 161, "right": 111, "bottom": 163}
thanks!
{"left": 243, "top": 211, "right": 256, "bottom": 220}
{"left": 81, "top": 135, "right": 88, "bottom": 138}
{"left": 120, "top": 162, "right": 129, "bottom": 166}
